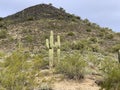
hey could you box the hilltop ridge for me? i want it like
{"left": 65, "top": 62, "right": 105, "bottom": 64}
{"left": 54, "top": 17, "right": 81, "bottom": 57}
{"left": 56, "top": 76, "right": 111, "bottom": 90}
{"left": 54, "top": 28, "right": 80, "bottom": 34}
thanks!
{"left": 4, "top": 4, "right": 80, "bottom": 23}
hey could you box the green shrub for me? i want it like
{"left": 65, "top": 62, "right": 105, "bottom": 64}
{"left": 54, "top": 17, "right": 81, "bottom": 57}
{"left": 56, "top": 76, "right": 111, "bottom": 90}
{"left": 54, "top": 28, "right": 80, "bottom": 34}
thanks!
{"left": 110, "top": 44, "right": 120, "bottom": 52}
{"left": 24, "top": 34, "right": 34, "bottom": 43}
{"left": 0, "top": 50, "right": 35, "bottom": 90}
{"left": 0, "top": 17, "right": 3, "bottom": 21}
{"left": 55, "top": 53, "right": 86, "bottom": 80}
{"left": 0, "top": 30, "right": 7, "bottom": 39}
{"left": 76, "top": 16, "right": 81, "bottom": 20}
{"left": 59, "top": 7, "right": 65, "bottom": 12}
{"left": 98, "top": 32, "right": 105, "bottom": 37}
{"left": 100, "top": 57, "right": 120, "bottom": 90}
{"left": 0, "top": 51, "right": 5, "bottom": 58}
{"left": 116, "top": 32, "right": 120, "bottom": 37}
{"left": 67, "top": 32, "right": 75, "bottom": 36}
{"left": 27, "top": 16, "right": 34, "bottom": 21}
{"left": 61, "top": 41, "right": 71, "bottom": 51}
{"left": 86, "top": 28, "right": 91, "bottom": 32}
{"left": 89, "top": 44, "right": 100, "bottom": 52}
{"left": 105, "top": 33, "right": 114, "bottom": 39}
{"left": 32, "top": 55, "right": 49, "bottom": 70}
{"left": 71, "top": 41, "right": 85, "bottom": 50}
{"left": 89, "top": 37, "right": 98, "bottom": 43}
{"left": 71, "top": 40, "right": 89, "bottom": 51}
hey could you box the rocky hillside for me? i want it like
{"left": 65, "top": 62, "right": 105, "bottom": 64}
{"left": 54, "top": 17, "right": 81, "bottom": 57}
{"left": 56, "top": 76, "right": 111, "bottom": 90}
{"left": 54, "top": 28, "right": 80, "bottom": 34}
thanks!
{"left": 4, "top": 4, "right": 78, "bottom": 23}
{"left": 0, "top": 4, "right": 120, "bottom": 53}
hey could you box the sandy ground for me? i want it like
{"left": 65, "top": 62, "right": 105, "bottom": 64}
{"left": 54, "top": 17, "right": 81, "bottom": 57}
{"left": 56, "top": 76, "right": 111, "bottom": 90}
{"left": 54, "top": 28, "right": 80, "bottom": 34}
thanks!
{"left": 53, "top": 76, "right": 100, "bottom": 90}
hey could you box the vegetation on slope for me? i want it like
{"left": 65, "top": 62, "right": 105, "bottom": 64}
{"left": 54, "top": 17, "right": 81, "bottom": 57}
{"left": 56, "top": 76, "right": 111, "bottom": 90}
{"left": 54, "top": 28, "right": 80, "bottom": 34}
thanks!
{"left": 0, "top": 3, "right": 120, "bottom": 90}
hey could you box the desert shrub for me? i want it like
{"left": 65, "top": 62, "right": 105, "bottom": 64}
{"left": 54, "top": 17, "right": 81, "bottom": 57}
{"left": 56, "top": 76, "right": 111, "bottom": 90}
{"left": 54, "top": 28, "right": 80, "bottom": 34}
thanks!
{"left": 71, "top": 41, "right": 85, "bottom": 50}
{"left": 100, "top": 57, "right": 120, "bottom": 90}
{"left": 0, "top": 50, "right": 35, "bottom": 90}
{"left": 61, "top": 41, "right": 71, "bottom": 51}
{"left": 71, "top": 40, "right": 89, "bottom": 51}
{"left": 55, "top": 53, "right": 86, "bottom": 80}
{"left": 87, "top": 22, "right": 91, "bottom": 26}
{"left": 0, "top": 23, "right": 4, "bottom": 28}
{"left": 24, "top": 34, "right": 34, "bottom": 43}
{"left": 116, "top": 32, "right": 120, "bottom": 36}
{"left": 67, "top": 32, "right": 75, "bottom": 36}
{"left": 38, "top": 82, "right": 53, "bottom": 90}
{"left": 32, "top": 55, "right": 49, "bottom": 70}
{"left": 110, "top": 44, "right": 120, "bottom": 53}
{"left": 89, "top": 44, "right": 100, "bottom": 52}
{"left": 98, "top": 32, "right": 105, "bottom": 37}
{"left": 83, "top": 18, "right": 89, "bottom": 23}
{"left": 105, "top": 33, "right": 114, "bottom": 39}
{"left": 86, "top": 28, "right": 91, "bottom": 32}
{"left": 0, "top": 17, "right": 3, "bottom": 21}
{"left": 27, "top": 16, "right": 34, "bottom": 21}
{"left": 76, "top": 16, "right": 81, "bottom": 20}
{"left": 0, "top": 51, "right": 5, "bottom": 58}
{"left": 0, "top": 30, "right": 7, "bottom": 39}
{"left": 59, "top": 7, "right": 65, "bottom": 12}
{"left": 89, "top": 37, "right": 98, "bottom": 43}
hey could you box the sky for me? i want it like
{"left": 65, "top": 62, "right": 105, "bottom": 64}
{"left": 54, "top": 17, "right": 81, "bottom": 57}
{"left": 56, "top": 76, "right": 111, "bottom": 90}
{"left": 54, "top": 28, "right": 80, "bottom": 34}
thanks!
{"left": 0, "top": 0, "right": 120, "bottom": 32}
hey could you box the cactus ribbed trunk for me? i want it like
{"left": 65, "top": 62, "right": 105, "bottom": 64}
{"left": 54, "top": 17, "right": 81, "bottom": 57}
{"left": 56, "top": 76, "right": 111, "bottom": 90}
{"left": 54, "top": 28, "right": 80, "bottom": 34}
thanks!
{"left": 57, "top": 35, "right": 60, "bottom": 63}
{"left": 57, "top": 49, "right": 60, "bottom": 63}
{"left": 49, "top": 49, "right": 53, "bottom": 69}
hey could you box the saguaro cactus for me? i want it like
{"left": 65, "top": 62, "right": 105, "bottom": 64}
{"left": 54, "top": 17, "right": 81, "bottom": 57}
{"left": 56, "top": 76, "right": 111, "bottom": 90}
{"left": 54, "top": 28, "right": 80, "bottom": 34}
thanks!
{"left": 55, "top": 35, "right": 61, "bottom": 63}
{"left": 118, "top": 50, "right": 120, "bottom": 63}
{"left": 46, "top": 31, "right": 61, "bottom": 69}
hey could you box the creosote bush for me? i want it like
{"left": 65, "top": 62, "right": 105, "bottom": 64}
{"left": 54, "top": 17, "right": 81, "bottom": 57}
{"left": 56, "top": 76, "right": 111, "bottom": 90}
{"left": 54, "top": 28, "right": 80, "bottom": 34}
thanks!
{"left": 70, "top": 40, "right": 89, "bottom": 51}
{"left": 100, "top": 57, "right": 120, "bottom": 90}
{"left": 105, "top": 33, "right": 114, "bottom": 39}
{"left": 0, "top": 30, "right": 7, "bottom": 39}
{"left": 0, "top": 50, "right": 35, "bottom": 90}
{"left": 67, "top": 32, "right": 75, "bottom": 36}
{"left": 110, "top": 44, "right": 120, "bottom": 53}
{"left": 55, "top": 53, "right": 86, "bottom": 80}
{"left": 32, "top": 55, "right": 49, "bottom": 70}
{"left": 0, "top": 48, "right": 54, "bottom": 90}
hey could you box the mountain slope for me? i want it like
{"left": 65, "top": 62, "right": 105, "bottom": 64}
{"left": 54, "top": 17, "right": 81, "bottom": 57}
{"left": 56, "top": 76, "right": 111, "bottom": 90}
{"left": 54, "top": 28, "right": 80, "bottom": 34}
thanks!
{"left": 0, "top": 4, "right": 119, "bottom": 53}
{"left": 4, "top": 4, "right": 79, "bottom": 23}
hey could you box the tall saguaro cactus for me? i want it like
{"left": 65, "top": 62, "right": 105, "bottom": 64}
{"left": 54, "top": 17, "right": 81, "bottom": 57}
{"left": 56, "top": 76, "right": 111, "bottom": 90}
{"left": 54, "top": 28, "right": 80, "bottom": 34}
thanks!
{"left": 46, "top": 31, "right": 61, "bottom": 69}
{"left": 55, "top": 35, "right": 61, "bottom": 63}
{"left": 118, "top": 50, "right": 120, "bottom": 63}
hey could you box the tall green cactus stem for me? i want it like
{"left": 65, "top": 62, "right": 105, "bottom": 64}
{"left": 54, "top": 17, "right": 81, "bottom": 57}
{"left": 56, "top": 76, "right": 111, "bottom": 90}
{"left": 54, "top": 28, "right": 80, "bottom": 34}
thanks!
{"left": 57, "top": 35, "right": 60, "bottom": 63}
{"left": 118, "top": 50, "right": 120, "bottom": 63}
{"left": 50, "top": 31, "right": 54, "bottom": 48}
{"left": 46, "top": 31, "right": 54, "bottom": 69}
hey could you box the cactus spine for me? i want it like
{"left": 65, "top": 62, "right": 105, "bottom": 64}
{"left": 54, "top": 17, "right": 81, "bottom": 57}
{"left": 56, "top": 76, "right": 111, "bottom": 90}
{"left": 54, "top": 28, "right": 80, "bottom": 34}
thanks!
{"left": 118, "top": 50, "right": 120, "bottom": 63}
{"left": 46, "top": 31, "right": 61, "bottom": 69}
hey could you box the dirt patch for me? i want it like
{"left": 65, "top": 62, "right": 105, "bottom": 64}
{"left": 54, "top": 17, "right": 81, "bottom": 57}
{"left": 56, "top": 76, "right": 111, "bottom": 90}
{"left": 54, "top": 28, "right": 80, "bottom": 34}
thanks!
{"left": 53, "top": 78, "right": 100, "bottom": 90}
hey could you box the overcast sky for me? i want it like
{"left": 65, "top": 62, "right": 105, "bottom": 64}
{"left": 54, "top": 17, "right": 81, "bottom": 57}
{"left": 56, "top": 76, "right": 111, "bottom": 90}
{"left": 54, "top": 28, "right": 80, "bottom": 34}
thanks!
{"left": 0, "top": 0, "right": 120, "bottom": 32}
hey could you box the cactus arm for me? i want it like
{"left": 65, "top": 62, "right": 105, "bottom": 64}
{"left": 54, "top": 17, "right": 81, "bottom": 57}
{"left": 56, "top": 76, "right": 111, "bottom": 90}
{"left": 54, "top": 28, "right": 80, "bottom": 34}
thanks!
{"left": 46, "top": 39, "right": 49, "bottom": 49}
{"left": 57, "top": 35, "right": 60, "bottom": 48}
